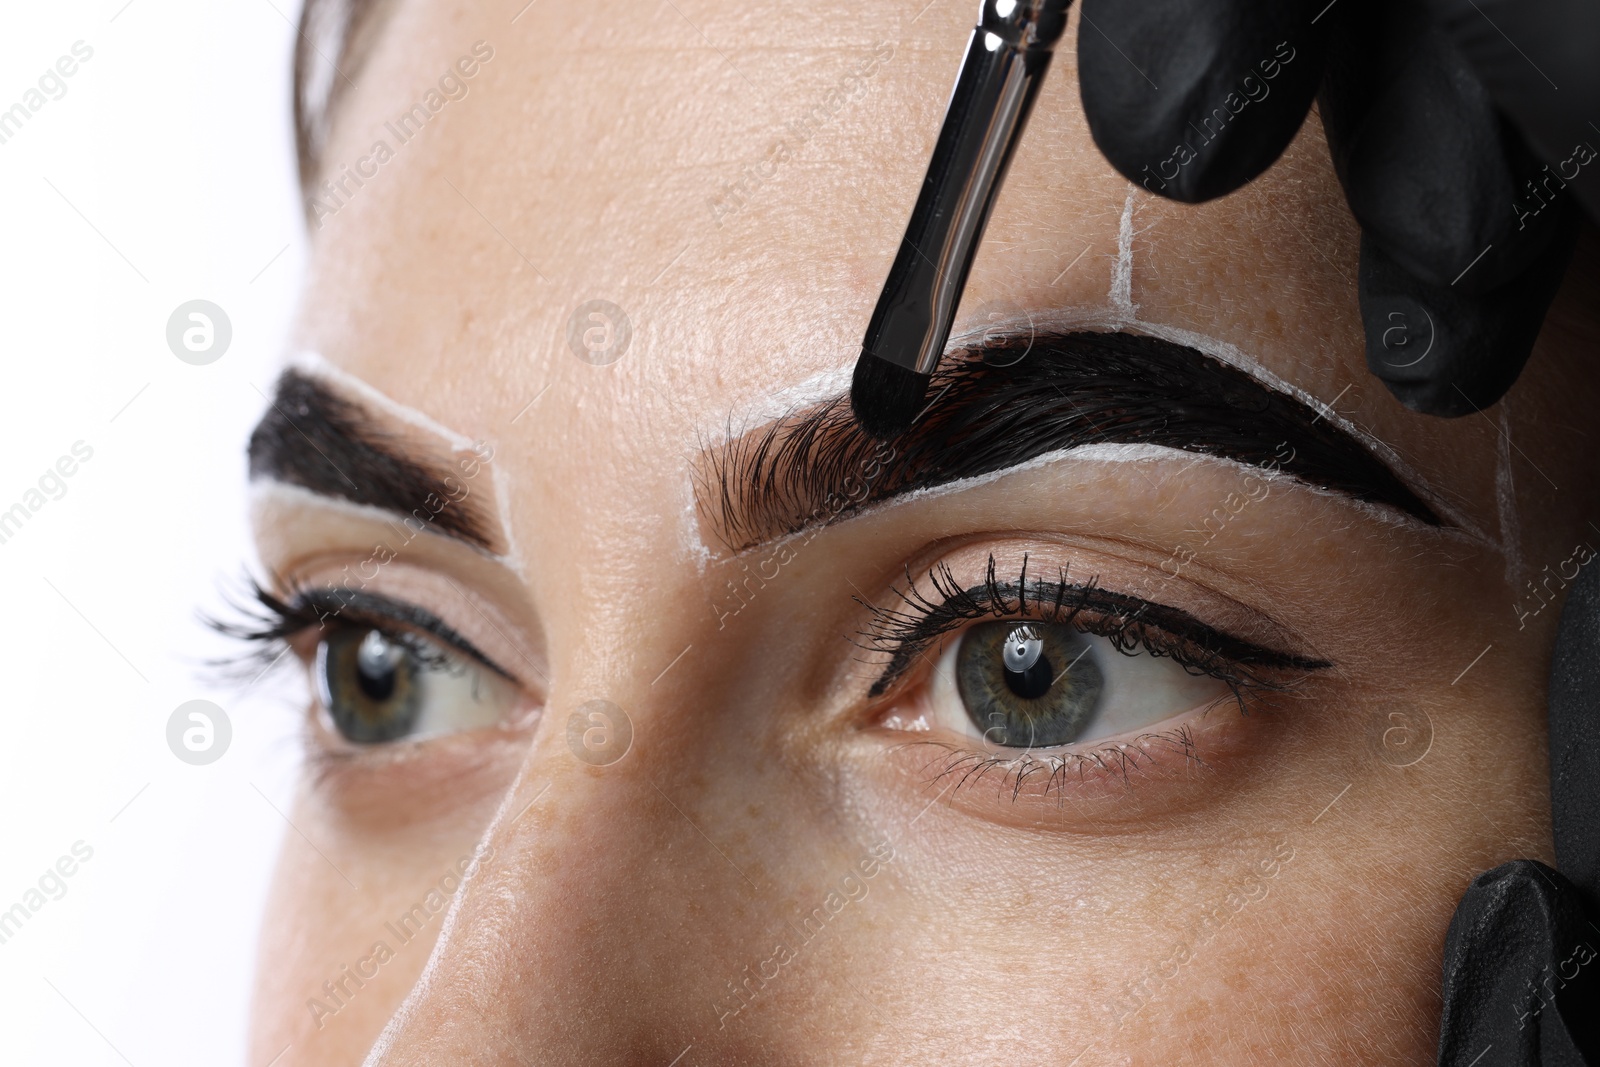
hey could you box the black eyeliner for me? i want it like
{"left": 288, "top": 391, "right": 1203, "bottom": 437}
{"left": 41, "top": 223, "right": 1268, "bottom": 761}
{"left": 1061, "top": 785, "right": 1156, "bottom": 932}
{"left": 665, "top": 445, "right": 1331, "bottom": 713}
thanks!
{"left": 858, "top": 555, "right": 1330, "bottom": 698}
{"left": 211, "top": 579, "right": 514, "bottom": 682}
{"left": 300, "top": 588, "right": 513, "bottom": 679}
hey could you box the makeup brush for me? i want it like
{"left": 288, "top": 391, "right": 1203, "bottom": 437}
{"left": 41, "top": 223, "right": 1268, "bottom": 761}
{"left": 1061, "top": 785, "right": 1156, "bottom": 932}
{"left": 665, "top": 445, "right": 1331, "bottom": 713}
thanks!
{"left": 851, "top": 0, "right": 1073, "bottom": 439}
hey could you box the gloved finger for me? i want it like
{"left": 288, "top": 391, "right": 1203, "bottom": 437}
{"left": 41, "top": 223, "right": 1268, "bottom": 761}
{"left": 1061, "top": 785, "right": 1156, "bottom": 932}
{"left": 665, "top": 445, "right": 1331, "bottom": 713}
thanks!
{"left": 1549, "top": 537, "right": 1600, "bottom": 912}
{"left": 1436, "top": 860, "right": 1600, "bottom": 1066}
{"left": 1356, "top": 222, "right": 1577, "bottom": 415}
{"left": 1076, "top": 0, "right": 1329, "bottom": 203}
{"left": 1319, "top": 0, "right": 1576, "bottom": 294}
{"left": 1423, "top": 0, "right": 1600, "bottom": 221}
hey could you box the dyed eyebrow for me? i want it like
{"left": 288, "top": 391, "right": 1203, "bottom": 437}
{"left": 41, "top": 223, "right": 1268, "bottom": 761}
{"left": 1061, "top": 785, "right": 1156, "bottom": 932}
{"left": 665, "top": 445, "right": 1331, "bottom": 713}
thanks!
{"left": 247, "top": 370, "right": 500, "bottom": 552}
{"left": 698, "top": 331, "right": 1442, "bottom": 552}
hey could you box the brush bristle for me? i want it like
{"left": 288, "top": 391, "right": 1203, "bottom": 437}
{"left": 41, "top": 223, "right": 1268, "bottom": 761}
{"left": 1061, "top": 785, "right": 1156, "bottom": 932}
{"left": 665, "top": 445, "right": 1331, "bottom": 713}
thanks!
{"left": 850, "top": 353, "right": 930, "bottom": 440}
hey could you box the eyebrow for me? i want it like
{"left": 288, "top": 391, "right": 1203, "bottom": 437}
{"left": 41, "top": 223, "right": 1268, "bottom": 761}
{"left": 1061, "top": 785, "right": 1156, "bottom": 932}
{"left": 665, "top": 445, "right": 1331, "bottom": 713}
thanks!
{"left": 698, "top": 331, "right": 1442, "bottom": 552}
{"left": 247, "top": 370, "right": 499, "bottom": 552}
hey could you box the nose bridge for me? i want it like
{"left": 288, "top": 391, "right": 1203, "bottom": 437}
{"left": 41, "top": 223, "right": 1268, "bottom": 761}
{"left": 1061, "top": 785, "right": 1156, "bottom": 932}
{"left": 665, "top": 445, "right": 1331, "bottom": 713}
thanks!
{"left": 361, "top": 692, "right": 778, "bottom": 1065}
{"left": 358, "top": 498, "right": 866, "bottom": 1066}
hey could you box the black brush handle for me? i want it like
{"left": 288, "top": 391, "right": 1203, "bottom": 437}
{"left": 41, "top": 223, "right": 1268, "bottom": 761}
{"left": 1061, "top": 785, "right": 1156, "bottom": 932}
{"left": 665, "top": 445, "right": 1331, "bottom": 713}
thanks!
{"left": 860, "top": 0, "right": 1073, "bottom": 375}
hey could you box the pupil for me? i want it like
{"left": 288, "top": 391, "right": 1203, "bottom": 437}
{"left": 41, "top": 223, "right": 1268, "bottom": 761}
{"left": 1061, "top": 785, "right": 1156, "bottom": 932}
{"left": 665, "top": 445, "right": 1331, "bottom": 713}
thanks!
{"left": 355, "top": 630, "right": 401, "bottom": 702}
{"left": 1001, "top": 624, "right": 1052, "bottom": 700}
{"left": 1003, "top": 646, "right": 1054, "bottom": 700}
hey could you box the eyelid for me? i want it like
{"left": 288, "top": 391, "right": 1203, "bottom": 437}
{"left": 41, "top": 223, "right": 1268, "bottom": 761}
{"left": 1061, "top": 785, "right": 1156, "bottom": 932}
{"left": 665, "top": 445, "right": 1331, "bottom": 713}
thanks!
{"left": 287, "top": 587, "right": 515, "bottom": 681}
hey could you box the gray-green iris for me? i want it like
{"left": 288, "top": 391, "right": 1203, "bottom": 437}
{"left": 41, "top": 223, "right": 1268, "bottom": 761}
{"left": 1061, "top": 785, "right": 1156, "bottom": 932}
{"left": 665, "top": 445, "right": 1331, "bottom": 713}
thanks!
{"left": 317, "top": 628, "right": 422, "bottom": 743}
{"left": 956, "top": 621, "right": 1105, "bottom": 748}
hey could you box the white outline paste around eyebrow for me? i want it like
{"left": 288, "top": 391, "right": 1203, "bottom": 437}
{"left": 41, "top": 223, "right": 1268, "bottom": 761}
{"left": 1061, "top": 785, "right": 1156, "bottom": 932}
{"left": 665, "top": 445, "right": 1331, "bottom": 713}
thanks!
{"left": 1006, "top": 305, "right": 1489, "bottom": 540}
{"left": 1076, "top": 189, "right": 1485, "bottom": 542}
{"left": 681, "top": 484, "right": 712, "bottom": 573}
{"left": 282, "top": 351, "right": 526, "bottom": 575}
{"left": 1111, "top": 189, "right": 1137, "bottom": 314}
{"left": 713, "top": 314, "right": 1491, "bottom": 548}
{"left": 1496, "top": 401, "right": 1526, "bottom": 590}
{"left": 712, "top": 188, "right": 1492, "bottom": 553}
{"left": 290, "top": 351, "right": 478, "bottom": 453}
{"left": 1105, "top": 192, "right": 1485, "bottom": 533}
{"left": 643, "top": 378, "right": 716, "bottom": 573}
{"left": 697, "top": 359, "right": 855, "bottom": 450}
{"left": 845, "top": 441, "right": 1489, "bottom": 543}
{"left": 247, "top": 482, "right": 523, "bottom": 574}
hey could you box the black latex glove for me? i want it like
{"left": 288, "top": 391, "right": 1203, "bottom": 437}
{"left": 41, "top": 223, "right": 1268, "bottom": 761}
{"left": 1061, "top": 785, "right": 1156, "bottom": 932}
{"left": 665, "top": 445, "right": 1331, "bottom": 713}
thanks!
{"left": 1068, "top": 5, "right": 1600, "bottom": 1060}
{"left": 1073, "top": 0, "right": 1597, "bottom": 415}
{"left": 1438, "top": 863, "right": 1600, "bottom": 1065}
{"left": 1437, "top": 559, "right": 1600, "bottom": 1066}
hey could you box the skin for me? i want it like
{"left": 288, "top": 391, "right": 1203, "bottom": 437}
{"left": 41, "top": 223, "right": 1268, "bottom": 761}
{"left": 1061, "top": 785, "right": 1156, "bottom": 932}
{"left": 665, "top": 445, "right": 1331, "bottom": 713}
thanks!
{"left": 250, "top": 0, "right": 1600, "bottom": 1063}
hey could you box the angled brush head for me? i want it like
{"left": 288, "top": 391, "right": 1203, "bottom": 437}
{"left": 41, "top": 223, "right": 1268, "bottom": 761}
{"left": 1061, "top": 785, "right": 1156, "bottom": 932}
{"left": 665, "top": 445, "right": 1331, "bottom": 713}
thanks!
{"left": 850, "top": 352, "right": 931, "bottom": 440}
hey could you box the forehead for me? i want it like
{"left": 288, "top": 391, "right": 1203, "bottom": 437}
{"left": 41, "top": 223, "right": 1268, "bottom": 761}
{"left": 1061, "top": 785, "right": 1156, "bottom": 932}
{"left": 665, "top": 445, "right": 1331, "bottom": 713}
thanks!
{"left": 292, "top": 0, "right": 1490, "bottom": 537}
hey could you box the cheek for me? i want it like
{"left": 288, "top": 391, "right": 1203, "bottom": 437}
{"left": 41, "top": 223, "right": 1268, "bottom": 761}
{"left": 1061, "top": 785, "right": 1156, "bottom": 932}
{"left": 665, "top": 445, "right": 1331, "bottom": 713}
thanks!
{"left": 253, "top": 836, "right": 445, "bottom": 1065}
{"left": 250, "top": 772, "right": 513, "bottom": 1064}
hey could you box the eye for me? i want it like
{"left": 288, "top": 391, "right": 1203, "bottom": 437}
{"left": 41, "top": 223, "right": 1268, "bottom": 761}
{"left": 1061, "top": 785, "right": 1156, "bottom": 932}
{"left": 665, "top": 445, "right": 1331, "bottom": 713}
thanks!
{"left": 927, "top": 619, "right": 1234, "bottom": 751}
{"left": 314, "top": 624, "right": 519, "bottom": 744}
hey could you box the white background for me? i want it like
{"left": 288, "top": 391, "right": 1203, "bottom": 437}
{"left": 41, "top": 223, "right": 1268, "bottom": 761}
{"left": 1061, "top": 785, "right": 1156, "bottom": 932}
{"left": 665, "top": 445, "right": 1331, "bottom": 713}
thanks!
{"left": 0, "top": 1, "right": 307, "bottom": 1063}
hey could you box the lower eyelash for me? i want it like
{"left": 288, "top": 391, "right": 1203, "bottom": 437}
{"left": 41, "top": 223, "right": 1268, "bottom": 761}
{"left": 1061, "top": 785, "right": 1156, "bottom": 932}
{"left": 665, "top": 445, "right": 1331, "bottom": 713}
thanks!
{"left": 904, "top": 722, "right": 1209, "bottom": 804}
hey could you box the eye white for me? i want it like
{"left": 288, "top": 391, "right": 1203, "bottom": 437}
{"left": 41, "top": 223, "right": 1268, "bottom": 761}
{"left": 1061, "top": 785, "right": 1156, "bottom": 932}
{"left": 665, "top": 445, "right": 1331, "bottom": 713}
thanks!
{"left": 407, "top": 650, "right": 518, "bottom": 738}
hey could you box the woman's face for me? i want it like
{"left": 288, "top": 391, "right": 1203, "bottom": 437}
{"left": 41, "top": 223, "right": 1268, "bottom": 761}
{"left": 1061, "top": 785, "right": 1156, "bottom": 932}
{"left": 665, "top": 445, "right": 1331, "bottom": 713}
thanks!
{"left": 250, "top": 1, "right": 1598, "bottom": 1063}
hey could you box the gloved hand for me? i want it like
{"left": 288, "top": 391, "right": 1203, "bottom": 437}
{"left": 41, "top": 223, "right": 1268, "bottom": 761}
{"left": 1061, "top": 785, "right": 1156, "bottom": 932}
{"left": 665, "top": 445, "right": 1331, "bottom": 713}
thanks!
{"left": 1436, "top": 558, "right": 1600, "bottom": 1066}
{"left": 1437, "top": 862, "right": 1599, "bottom": 1065}
{"left": 1071, "top": 0, "right": 1597, "bottom": 416}
{"left": 1066, "top": 5, "right": 1600, "bottom": 1060}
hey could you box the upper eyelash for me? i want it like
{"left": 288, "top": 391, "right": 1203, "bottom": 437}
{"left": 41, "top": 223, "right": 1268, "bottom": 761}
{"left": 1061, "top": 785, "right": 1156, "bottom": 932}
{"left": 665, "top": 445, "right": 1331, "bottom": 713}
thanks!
{"left": 856, "top": 553, "right": 1330, "bottom": 700}
{"left": 206, "top": 576, "right": 510, "bottom": 682}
